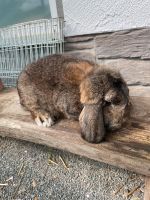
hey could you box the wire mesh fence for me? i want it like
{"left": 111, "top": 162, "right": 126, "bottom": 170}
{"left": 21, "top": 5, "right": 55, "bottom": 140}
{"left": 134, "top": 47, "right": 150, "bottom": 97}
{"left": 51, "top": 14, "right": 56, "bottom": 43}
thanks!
{"left": 0, "top": 18, "right": 64, "bottom": 87}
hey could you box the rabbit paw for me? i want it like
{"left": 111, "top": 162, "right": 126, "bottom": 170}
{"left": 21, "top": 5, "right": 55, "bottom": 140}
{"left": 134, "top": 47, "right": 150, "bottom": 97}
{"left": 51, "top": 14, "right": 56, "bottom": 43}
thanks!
{"left": 33, "top": 110, "right": 54, "bottom": 127}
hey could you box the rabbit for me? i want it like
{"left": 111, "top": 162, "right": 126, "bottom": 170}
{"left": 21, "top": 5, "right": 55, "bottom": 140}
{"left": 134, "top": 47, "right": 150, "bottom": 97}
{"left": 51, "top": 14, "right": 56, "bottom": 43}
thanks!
{"left": 17, "top": 54, "right": 130, "bottom": 143}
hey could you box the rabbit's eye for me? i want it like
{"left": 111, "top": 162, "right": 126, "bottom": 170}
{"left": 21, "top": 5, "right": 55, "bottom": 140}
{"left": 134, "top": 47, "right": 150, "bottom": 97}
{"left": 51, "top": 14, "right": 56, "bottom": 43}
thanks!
{"left": 104, "top": 101, "right": 111, "bottom": 107}
{"left": 112, "top": 97, "right": 122, "bottom": 105}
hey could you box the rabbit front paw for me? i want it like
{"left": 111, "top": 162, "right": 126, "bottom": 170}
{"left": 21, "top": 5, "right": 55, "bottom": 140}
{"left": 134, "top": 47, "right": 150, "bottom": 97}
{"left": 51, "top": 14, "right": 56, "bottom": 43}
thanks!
{"left": 33, "top": 110, "right": 54, "bottom": 127}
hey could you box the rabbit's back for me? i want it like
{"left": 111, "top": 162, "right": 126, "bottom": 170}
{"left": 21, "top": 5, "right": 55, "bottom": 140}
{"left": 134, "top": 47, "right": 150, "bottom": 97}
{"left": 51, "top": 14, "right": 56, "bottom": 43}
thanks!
{"left": 17, "top": 54, "right": 94, "bottom": 121}
{"left": 24, "top": 54, "right": 95, "bottom": 86}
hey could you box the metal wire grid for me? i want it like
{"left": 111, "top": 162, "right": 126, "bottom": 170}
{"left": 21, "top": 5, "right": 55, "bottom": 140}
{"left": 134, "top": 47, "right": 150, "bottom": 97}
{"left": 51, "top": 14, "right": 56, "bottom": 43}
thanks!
{"left": 0, "top": 18, "right": 64, "bottom": 87}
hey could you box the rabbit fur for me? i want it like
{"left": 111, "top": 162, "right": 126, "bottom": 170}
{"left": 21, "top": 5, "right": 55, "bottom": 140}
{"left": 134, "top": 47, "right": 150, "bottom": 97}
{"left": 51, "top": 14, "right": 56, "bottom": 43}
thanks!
{"left": 17, "top": 54, "right": 130, "bottom": 143}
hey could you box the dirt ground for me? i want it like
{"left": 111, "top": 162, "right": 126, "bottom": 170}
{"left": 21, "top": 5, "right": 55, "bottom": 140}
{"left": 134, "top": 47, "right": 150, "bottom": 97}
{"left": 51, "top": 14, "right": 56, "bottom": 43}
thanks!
{"left": 0, "top": 136, "right": 144, "bottom": 200}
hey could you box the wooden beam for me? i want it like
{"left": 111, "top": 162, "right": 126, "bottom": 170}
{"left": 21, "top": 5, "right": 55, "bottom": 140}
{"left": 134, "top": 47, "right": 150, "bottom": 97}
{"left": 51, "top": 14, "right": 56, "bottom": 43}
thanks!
{"left": 96, "top": 59, "right": 150, "bottom": 87}
{"left": 65, "top": 28, "right": 150, "bottom": 60}
{"left": 144, "top": 176, "right": 150, "bottom": 200}
{"left": 95, "top": 28, "right": 150, "bottom": 60}
{"left": 0, "top": 89, "right": 150, "bottom": 176}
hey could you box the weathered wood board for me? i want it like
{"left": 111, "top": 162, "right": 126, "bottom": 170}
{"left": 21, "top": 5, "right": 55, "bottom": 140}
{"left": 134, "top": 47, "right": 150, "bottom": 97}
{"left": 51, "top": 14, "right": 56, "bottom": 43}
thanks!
{"left": 65, "top": 27, "right": 150, "bottom": 61}
{"left": 144, "top": 177, "right": 150, "bottom": 200}
{"left": 0, "top": 89, "right": 150, "bottom": 176}
{"left": 97, "top": 59, "right": 150, "bottom": 87}
{"left": 95, "top": 28, "right": 150, "bottom": 60}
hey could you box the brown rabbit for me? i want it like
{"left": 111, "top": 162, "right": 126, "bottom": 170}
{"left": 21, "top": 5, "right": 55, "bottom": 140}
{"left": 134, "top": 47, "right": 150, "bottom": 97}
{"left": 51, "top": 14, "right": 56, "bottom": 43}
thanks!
{"left": 17, "top": 54, "right": 130, "bottom": 143}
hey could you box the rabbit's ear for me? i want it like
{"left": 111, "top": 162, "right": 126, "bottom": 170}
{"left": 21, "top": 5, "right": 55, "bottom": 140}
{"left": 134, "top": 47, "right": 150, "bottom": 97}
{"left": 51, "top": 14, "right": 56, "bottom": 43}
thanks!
{"left": 80, "top": 77, "right": 102, "bottom": 104}
{"left": 79, "top": 104, "right": 105, "bottom": 143}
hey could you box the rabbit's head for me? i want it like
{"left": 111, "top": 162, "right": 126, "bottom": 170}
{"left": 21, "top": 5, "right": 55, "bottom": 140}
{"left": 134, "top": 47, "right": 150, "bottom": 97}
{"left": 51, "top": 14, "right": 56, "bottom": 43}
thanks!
{"left": 103, "top": 71, "right": 131, "bottom": 131}
{"left": 103, "top": 86, "right": 130, "bottom": 131}
{"left": 79, "top": 68, "right": 130, "bottom": 143}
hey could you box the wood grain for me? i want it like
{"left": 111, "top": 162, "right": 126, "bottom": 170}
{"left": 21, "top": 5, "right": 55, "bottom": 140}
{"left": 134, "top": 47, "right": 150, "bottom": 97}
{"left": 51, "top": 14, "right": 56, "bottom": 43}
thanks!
{"left": 97, "top": 59, "right": 150, "bottom": 86}
{"left": 65, "top": 36, "right": 94, "bottom": 43}
{"left": 65, "top": 36, "right": 94, "bottom": 51}
{"left": 64, "top": 50, "right": 96, "bottom": 62}
{"left": 144, "top": 176, "right": 150, "bottom": 200}
{"left": 65, "top": 27, "right": 150, "bottom": 60}
{"left": 0, "top": 89, "right": 150, "bottom": 176}
{"left": 96, "top": 28, "right": 150, "bottom": 60}
{"left": 129, "top": 86, "right": 150, "bottom": 122}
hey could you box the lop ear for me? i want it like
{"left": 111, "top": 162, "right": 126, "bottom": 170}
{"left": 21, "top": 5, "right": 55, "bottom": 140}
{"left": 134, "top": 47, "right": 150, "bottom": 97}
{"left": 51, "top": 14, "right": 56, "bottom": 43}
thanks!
{"left": 80, "top": 77, "right": 102, "bottom": 104}
{"left": 79, "top": 104, "right": 105, "bottom": 143}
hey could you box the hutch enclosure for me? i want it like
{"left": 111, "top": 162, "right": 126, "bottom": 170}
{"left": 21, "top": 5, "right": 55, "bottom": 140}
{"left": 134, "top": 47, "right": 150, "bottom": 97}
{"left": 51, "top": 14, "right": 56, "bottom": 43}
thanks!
{"left": 0, "top": 19, "right": 64, "bottom": 87}
{"left": 0, "top": 0, "right": 64, "bottom": 87}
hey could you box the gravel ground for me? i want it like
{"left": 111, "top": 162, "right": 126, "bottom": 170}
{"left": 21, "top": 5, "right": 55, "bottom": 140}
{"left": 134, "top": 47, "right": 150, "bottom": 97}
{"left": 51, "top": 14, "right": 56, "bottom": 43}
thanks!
{"left": 0, "top": 136, "right": 144, "bottom": 200}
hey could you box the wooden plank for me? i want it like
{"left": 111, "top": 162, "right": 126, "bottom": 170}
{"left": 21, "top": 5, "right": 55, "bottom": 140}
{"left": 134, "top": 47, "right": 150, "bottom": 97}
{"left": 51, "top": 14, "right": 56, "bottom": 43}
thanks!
{"left": 65, "top": 36, "right": 94, "bottom": 51}
{"left": 144, "top": 176, "right": 150, "bottom": 200}
{"left": 65, "top": 36, "right": 94, "bottom": 43}
{"left": 65, "top": 41, "right": 94, "bottom": 51}
{"left": 64, "top": 50, "right": 96, "bottom": 62}
{"left": 131, "top": 96, "right": 150, "bottom": 122}
{"left": 0, "top": 89, "right": 150, "bottom": 176}
{"left": 95, "top": 28, "right": 150, "bottom": 60}
{"left": 129, "top": 86, "right": 150, "bottom": 97}
{"left": 97, "top": 59, "right": 150, "bottom": 86}
{"left": 64, "top": 35, "right": 96, "bottom": 62}
{"left": 129, "top": 86, "right": 150, "bottom": 122}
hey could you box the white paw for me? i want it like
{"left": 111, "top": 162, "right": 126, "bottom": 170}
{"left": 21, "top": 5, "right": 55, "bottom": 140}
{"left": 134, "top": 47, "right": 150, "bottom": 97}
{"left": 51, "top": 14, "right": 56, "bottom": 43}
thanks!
{"left": 48, "top": 117, "right": 54, "bottom": 126}
{"left": 35, "top": 116, "right": 54, "bottom": 127}
{"left": 42, "top": 117, "right": 54, "bottom": 127}
{"left": 35, "top": 117, "right": 43, "bottom": 126}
